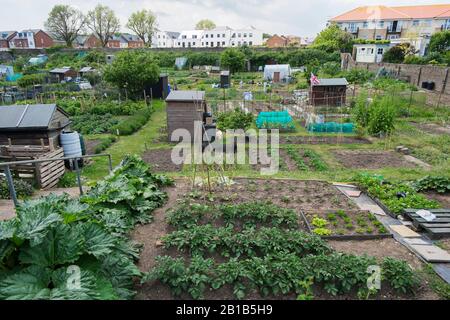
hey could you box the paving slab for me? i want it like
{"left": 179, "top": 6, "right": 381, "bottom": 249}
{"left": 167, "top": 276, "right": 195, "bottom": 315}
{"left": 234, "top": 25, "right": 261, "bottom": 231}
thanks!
{"left": 403, "top": 238, "right": 432, "bottom": 246}
{"left": 390, "top": 225, "right": 421, "bottom": 238}
{"left": 411, "top": 244, "right": 450, "bottom": 263}
{"left": 344, "top": 190, "right": 362, "bottom": 197}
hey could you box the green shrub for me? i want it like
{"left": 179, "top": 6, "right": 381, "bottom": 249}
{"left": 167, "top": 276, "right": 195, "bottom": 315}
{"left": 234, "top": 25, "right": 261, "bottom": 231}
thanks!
{"left": 0, "top": 177, "right": 34, "bottom": 199}
{"left": 216, "top": 108, "right": 254, "bottom": 131}
{"left": 111, "top": 108, "right": 152, "bottom": 135}
{"left": 94, "top": 136, "right": 118, "bottom": 154}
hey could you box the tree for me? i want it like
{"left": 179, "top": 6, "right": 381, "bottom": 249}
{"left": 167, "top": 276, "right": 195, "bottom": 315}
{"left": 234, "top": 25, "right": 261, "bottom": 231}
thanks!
{"left": 428, "top": 30, "right": 450, "bottom": 54}
{"left": 195, "top": 19, "right": 216, "bottom": 30}
{"left": 383, "top": 43, "right": 415, "bottom": 63}
{"left": 104, "top": 50, "right": 160, "bottom": 99}
{"left": 86, "top": 4, "right": 120, "bottom": 47}
{"left": 220, "top": 48, "right": 246, "bottom": 73}
{"left": 311, "top": 24, "right": 353, "bottom": 53}
{"left": 126, "top": 9, "right": 157, "bottom": 46}
{"left": 45, "top": 5, "right": 85, "bottom": 47}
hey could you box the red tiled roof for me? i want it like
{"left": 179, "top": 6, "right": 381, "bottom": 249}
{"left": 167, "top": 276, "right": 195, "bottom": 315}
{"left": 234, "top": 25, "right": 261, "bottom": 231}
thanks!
{"left": 330, "top": 4, "right": 450, "bottom": 21}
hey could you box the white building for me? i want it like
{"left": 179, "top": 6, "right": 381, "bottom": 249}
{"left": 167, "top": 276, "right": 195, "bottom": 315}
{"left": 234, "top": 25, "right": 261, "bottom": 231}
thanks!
{"left": 151, "top": 26, "right": 263, "bottom": 48}
{"left": 264, "top": 64, "right": 291, "bottom": 82}
{"left": 353, "top": 43, "right": 389, "bottom": 63}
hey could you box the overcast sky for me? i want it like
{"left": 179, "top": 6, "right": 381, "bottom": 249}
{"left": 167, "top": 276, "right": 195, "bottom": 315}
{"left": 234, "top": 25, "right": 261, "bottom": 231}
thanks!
{"left": 1, "top": 0, "right": 448, "bottom": 37}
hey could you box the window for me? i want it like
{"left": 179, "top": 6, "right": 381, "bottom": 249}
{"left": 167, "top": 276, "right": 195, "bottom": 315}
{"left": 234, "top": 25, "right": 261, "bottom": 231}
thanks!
{"left": 232, "top": 33, "right": 236, "bottom": 38}
{"left": 238, "top": 33, "right": 241, "bottom": 37}
{"left": 377, "top": 48, "right": 383, "bottom": 54}
{"left": 412, "top": 20, "right": 419, "bottom": 26}
{"left": 249, "top": 33, "right": 253, "bottom": 37}
{"left": 206, "top": 42, "right": 209, "bottom": 46}
{"left": 182, "top": 35, "right": 186, "bottom": 39}
{"left": 193, "top": 35, "right": 197, "bottom": 39}
{"left": 210, "top": 34, "right": 213, "bottom": 38}
{"left": 217, "top": 34, "right": 220, "bottom": 38}
{"left": 424, "top": 19, "right": 432, "bottom": 27}
{"left": 222, "top": 34, "right": 225, "bottom": 37}
{"left": 217, "top": 41, "right": 220, "bottom": 46}
{"left": 249, "top": 41, "right": 253, "bottom": 45}
{"left": 178, "top": 42, "right": 180, "bottom": 46}
{"left": 222, "top": 41, "right": 225, "bottom": 46}
{"left": 158, "top": 35, "right": 160, "bottom": 38}
{"left": 375, "top": 35, "right": 382, "bottom": 40}
{"left": 206, "top": 34, "right": 208, "bottom": 38}
{"left": 363, "top": 21, "right": 368, "bottom": 28}
{"left": 231, "top": 42, "right": 235, "bottom": 46}
{"left": 377, "top": 21, "right": 384, "bottom": 28}
{"left": 244, "top": 33, "right": 247, "bottom": 37}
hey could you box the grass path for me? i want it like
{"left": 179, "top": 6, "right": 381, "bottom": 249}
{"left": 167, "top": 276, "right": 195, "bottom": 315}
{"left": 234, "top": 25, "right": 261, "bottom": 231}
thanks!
{"left": 83, "top": 100, "right": 168, "bottom": 181}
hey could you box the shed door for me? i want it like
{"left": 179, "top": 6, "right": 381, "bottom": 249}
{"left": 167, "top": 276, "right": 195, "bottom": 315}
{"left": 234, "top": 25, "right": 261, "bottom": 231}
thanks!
{"left": 273, "top": 72, "right": 280, "bottom": 82}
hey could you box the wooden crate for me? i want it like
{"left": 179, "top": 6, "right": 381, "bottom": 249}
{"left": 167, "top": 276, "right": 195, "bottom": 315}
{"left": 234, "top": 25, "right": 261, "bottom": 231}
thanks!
{"left": 35, "top": 148, "right": 65, "bottom": 189}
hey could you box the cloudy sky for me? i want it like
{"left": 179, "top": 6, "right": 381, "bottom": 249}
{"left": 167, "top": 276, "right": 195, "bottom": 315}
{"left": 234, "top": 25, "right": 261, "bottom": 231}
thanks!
{"left": 1, "top": 0, "right": 448, "bottom": 37}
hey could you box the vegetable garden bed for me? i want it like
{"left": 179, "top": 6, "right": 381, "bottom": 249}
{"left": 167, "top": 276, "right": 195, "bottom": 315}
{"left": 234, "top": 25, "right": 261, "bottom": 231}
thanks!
{"left": 301, "top": 209, "right": 392, "bottom": 240}
{"left": 333, "top": 150, "right": 417, "bottom": 169}
{"left": 280, "top": 136, "right": 371, "bottom": 145}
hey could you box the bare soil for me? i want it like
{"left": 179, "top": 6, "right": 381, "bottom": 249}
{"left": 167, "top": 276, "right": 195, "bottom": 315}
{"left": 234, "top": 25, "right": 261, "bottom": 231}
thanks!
{"left": 423, "top": 191, "right": 450, "bottom": 208}
{"left": 411, "top": 122, "right": 450, "bottom": 135}
{"left": 280, "top": 136, "right": 371, "bottom": 145}
{"left": 333, "top": 150, "right": 417, "bottom": 169}
{"left": 142, "top": 148, "right": 183, "bottom": 172}
{"left": 84, "top": 139, "right": 101, "bottom": 155}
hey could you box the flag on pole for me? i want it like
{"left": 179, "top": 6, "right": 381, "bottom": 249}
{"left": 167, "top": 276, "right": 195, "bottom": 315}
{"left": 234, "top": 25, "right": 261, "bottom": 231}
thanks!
{"left": 310, "top": 73, "right": 320, "bottom": 85}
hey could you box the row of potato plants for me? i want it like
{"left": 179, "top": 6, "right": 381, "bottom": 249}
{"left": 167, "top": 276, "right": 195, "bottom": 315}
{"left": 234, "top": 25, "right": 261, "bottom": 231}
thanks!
{"left": 0, "top": 155, "right": 172, "bottom": 300}
{"left": 145, "top": 200, "right": 420, "bottom": 299}
{"left": 285, "top": 146, "right": 327, "bottom": 171}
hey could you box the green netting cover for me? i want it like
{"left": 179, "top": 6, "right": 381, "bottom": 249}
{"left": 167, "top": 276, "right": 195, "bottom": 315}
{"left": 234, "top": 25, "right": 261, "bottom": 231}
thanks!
{"left": 307, "top": 122, "right": 354, "bottom": 133}
{"left": 256, "top": 110, "right": 294, "bottom": 129}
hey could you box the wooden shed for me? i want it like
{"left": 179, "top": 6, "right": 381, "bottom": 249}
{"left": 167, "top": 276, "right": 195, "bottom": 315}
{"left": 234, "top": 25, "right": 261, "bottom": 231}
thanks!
{"left": 49, "top": 67, "right": 77, "bottom": 82}
{"left": 165, "top": 91, "right": 206, "bottom": 142}
{"left": 0, "top": 104, "right": 70, "bottom": 188}
{"left": 309, "top": 78, "right": 348, "bottom": 107}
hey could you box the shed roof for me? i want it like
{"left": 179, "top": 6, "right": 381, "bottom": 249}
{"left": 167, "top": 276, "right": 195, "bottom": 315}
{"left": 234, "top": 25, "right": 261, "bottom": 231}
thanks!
{"left": 50, "top": 67, "right": 73, "bottom": 74}
{"left": 312, "top": 78, "right": 348, "bottom": 86}
{"left": 221, "top": 71, "right": 230, "bottom": 76}
{"left": 0, "top": 104, "right": 68, "bottom": 130}
{"left": 166, "top": 91, "right": 205, "bottom": 102}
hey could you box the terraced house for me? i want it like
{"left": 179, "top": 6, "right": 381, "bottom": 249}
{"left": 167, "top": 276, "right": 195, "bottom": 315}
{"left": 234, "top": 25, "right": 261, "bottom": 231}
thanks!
{"left": 330, "top": 4, "right": 450, "bottom": 55}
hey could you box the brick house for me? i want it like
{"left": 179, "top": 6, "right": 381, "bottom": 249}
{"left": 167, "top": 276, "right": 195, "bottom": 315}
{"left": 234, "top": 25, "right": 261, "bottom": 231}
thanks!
{"left": 75, "top": 35, "right": 101, "bottom": 48}
{"left": 266, "top": 35, "right": 288, "bottom": 48}
{"left": 121, "top": 33, "right": 145, "bottom": 48}
{"left": 0, "top": 31, "right": 17, "bottom": 49}
{"left": 10, "top": 30, "right": 54, "bottom": 49}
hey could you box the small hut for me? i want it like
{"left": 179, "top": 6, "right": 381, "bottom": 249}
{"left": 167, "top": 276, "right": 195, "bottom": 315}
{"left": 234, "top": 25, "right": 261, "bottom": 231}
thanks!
{"left": 220, "top": 71, "right": 230, "bottom": 88}
{"left": 165, "top": 91, "right": 206, "bottom": 142}
{"left": 145, "top": 74, "right": 169, "bottom": 99}
{"left": 49, "top": 67, "right": 77, "bottom": 82}
{"left": 263, "top": 64, "right": 291, "bottom": 82}
{"left": 309, "top": 78, "right": 348, "bottom": 107}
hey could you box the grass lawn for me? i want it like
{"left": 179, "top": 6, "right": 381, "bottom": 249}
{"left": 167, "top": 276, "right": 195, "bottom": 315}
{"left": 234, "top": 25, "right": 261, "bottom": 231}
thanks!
{"left": 82, "top": 100, "right": 169, "bottom": 181}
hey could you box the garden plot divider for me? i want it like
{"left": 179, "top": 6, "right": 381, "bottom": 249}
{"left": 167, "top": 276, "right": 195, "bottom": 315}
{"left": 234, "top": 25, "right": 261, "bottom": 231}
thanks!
{"left": 403, "top": 209, "right": 450, "bottom": 240}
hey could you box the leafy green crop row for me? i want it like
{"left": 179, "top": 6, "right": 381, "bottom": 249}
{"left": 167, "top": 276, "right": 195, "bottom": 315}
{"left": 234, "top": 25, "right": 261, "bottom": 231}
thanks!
{"left": 413, "top": 176, "right": 450, "bottom": 194}
{"left": 166, "top": 200, "right": 299, "bottom": 230}
{"left": 355, "top": 174, "right": 439, "bottom": 214}
{"left": 0, "top": 155, "right": 172, "bottom": 300}
{"left": 145, "top": 253, "right": 420, "bottom": 299}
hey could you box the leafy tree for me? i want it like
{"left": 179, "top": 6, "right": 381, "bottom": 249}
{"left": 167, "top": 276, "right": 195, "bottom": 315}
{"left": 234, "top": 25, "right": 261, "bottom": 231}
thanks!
{"left": 311, "top": 24, "right": 353, "bottom": 53}
{"left": 220, "top": 48, "right": 246, "bottom": 73}
{"left": 104, "top": 50, "right": 160, "bottom": 99}
{"left": 195, "top": 19, "right": 216, "bottom": 30}
{"left": 320, "top": 62, "right": 340, "bottom": 76}
{"left": 428, "top": 30, "right": 450, "bottom": 54}
{"left": 383, "top": 43, "right": 415, "bottom": 63}
{"left": 45, "top": 5, "right": 85, "bottom": 47}
{"left": 86, "top": 5, "right": 120, "bottom": 47}
{"left": 126, "top": 9, "right": 157, "bottom": 46}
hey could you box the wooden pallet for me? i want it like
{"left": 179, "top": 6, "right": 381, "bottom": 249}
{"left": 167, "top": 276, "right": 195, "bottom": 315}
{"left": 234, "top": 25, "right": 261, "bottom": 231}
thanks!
{"left": 403, "top": 209, "right": 450, "bottom": 239}
{"left": 35, "top": 148, "right": 65, "bottom": 189}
